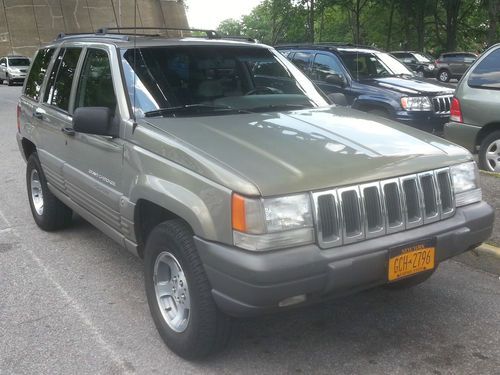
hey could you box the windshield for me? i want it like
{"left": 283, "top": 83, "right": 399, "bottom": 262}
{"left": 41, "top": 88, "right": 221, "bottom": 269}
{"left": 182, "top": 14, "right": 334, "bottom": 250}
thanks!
{"left": 339, "top": 51, "right": 414, "bottom": 80}
{"left": 121, "top": 45, "right": 329, "bottom": 117}
{"left": 413, "top": 53, "right": 431, "bottom": 63}
{"left": 9, "top": 58, "right": 30, "bottom": 66}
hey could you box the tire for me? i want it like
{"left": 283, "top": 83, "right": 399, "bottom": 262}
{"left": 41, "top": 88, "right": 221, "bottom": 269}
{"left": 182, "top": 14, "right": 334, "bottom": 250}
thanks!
{"left": 26, "top": 153, "right": 73, "bottom": 231}
{"left": 384, "top": 269, "right": 435, "bottom": 290}
{"left": 7, "top": 74, "right": 12, "bottom": 86}
{"left": 479, "top": 130, "right": 500, "bottom": 173}
{"left": 416, "top": 69, "right": 424, "bottom": 78}
{"left": 437, "top": 69, "right": 450, "bottom": 82}
{"left": 144, "top": 219, "right": 232, "bottom": 359}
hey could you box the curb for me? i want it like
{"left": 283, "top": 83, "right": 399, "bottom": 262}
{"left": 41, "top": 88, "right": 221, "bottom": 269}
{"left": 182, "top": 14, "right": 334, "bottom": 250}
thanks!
{"left": 473, "top": 243, "right": 500, "bottom": 259}
{"left": 479, "top": 170, "right": 500, "bottom": 178}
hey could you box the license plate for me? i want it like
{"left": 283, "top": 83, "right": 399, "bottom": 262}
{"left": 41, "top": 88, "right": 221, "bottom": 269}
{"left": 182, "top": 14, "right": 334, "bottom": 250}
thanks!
{"left": 388, "top": 239, "right": 435, "bottom": 282}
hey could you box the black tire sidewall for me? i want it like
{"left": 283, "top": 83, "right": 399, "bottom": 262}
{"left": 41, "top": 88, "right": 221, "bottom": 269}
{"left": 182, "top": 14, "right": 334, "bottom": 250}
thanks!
{"left": 438, "top": 69, "right": 450, "bottom": 82}
{"left": 479, "top": 131, "right": 500, "bottom": 172}
{"left": 144, "top": 221, "right": 224, "bottom": 359}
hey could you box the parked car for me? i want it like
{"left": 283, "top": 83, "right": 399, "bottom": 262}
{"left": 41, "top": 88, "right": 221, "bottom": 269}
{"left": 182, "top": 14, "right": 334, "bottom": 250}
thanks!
{"left": 444, "top": 44, "right": 500, "bottom": 172}
{"left": 0, "top": 55, "right": 30, "bottom": 85}
{"left": 17, "top": 30, "right": 493, "bottom": 359}
{"left": 277, "top": 44, "right": 454, "bottom": 134}
{"left": 435, "top": 52, "right": 477, "bottom": 82}
{"left": 390, "top": 51, "right": 436, "bottom": 77}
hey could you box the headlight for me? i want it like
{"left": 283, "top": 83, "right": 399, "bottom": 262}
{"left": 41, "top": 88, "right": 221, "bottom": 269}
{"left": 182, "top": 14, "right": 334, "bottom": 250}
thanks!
{"left": 401, "top": 96, "right": 432, "bottom": 111}
{"left": 232, "top": 193, "right": 314, "bottom": 251}
{"left": 450, "top": 161, "right": 481, "bottom": 207}
{"left": 428, "top": 64, "right": 435, "bottom": 70}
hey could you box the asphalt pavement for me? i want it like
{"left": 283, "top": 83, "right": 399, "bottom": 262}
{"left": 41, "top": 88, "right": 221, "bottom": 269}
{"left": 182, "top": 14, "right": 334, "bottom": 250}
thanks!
{"left": 0, "top": 85, "right": 499, "bottom": 375}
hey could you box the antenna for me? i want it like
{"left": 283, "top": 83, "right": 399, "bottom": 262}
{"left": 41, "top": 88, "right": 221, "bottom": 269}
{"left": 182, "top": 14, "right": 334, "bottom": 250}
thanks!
{"left": 132, "top": 0, "right": 138, "bottom": 133}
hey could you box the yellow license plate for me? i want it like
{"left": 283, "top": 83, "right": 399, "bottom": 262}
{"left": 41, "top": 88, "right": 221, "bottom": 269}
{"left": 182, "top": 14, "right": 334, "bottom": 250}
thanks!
{"left": 388, "top": 241, "right": 435, "bottom": 282}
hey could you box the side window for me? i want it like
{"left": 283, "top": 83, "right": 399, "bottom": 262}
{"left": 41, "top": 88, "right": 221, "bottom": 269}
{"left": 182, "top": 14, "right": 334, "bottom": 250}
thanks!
{"left": 312, "top": 54, "right": 345, "bottom": 83}
{"left": 291, "top": 52, "right": 312, "bottom": 73}
{"left": 24, "top": 48, "right": 55, "bottom": 101}
{"left": 74, "top": 49, "right": 117, "bottom": 111}
{"left": 45, "top": 48, "right": 82, "bottom": 111}
{"left": 0, "top": 58, "right": 5, "bottom": 65}
{"left": 467, "top": 48, "right": 500, "bottom": 89}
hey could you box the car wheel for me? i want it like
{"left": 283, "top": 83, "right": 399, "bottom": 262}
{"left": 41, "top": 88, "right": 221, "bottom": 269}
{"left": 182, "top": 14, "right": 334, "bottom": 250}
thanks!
{"left": 416, "top": 70, "right": 424, "bottom": 78}
{"left": 7, "top": 74, "right": 13, "bottom": 86}
{"left": 437, "top": 69, "right": 450, "bottom": 82}
{"left": 26, "top": 153, "right": 73, "bottom": 231}
{"left": 144, "top": 219, "right": 232, "bottom": 359}
{"left": 479, "top": 130, "right": 500, "bottom": 173}
{"left": 384, "top": 269, "right": 435, "bottom": 290}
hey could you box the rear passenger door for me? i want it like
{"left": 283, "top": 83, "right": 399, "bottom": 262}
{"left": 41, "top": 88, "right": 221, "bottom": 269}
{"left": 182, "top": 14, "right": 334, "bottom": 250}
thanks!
{"left": 62, "top": 47, "right": 125, "bottom": 232}
{"left": 34, "top": 47, "right": 81, "bottom": 194}
{"left": 290, "top": 51, "right": 313, "bottom": 77}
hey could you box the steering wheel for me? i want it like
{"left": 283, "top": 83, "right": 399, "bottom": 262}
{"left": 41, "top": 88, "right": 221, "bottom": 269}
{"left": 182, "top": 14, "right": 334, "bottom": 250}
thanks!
{"left": 245, "top": 86, "right": 283, "bottom": 95}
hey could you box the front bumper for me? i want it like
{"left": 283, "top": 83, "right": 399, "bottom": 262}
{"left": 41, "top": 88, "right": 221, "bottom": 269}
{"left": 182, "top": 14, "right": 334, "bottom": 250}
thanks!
{"left": 444, "top": 121, "right": 481, "bottom": 153}
{"left": 196, "top": 201, "right": 494, "bottom": 317}
{"left": 394, "top": 110, "right": 449, "bottom": 134}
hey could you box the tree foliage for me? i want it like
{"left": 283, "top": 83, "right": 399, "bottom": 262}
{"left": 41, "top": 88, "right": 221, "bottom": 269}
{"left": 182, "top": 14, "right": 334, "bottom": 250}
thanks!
{"left": 216, "top": 0, "right": 499, "bottom": 54}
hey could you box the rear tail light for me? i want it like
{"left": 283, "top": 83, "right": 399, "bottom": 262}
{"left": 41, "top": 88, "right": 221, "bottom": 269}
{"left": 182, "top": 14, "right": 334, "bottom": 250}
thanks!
{"left": 16, "top": 104, "right": 21, "bottom": 132}
{"left": 450, "top": 97, "right": 463, "bottom": 123}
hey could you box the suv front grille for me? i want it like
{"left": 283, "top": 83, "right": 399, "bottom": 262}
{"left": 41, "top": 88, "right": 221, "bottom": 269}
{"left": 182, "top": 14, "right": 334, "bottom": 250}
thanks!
{"left": 432, "top": 95, "right": 453, "bottom": 114}
{"left": 312, "top": 168, "right": 455, "bottom": 248}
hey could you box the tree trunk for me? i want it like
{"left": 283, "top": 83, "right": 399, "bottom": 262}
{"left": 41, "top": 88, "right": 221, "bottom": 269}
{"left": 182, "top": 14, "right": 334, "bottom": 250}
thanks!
{"left": 445, "top": 0, "right": 461, "bottom": 51}
{"left": 386, "top": 0, "right": 395, "bottom": 50}
{"left": 416, "top": 0, "right": 426, "bottom": 50}
{"left": 309, "top": 0, "right": 315, "bottom": 43}
{"left": 487, "top": 0, "right": 499, "bottom": 46}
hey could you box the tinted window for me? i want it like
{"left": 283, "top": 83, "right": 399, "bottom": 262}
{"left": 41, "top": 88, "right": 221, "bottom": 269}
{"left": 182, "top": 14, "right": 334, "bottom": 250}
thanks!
{"left": 24, "top": 48, "right": 55, "bottom": 101}
{"left": 312, "top": 54, "right": 345, "bottom": 81}
{"left": 8, "top": 58, "right": 30, "bottom": 66}
{"left": 291, "top": 52, "right": 312, "bottom": 72}
{"left": 467, "top": 48, "right": 500, "bottom": 89}
{"left": 45, "top": 48, "right": 82, "bottom": 111}
{"left": 75, "top": 49, "right": 116, "bottom": 111}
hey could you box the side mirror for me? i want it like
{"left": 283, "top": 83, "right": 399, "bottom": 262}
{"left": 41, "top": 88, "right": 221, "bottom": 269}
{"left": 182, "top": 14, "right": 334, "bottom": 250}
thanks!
{"left": 73, "top": 107, "right": 118, "bottom": 137}
{"left": 325, "top": 74, "right": 346, "bottom": 87}
{"left": 328, "top": 93, "right": 348, "bottom": 107}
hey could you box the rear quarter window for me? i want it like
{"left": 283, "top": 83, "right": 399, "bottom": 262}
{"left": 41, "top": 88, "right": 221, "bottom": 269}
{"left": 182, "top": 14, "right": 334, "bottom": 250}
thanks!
{"left": 467, "top": 48, "right": 500, "bottom": 89}
{"left": 24, "top": 48, "right": 55, "bottom": 101}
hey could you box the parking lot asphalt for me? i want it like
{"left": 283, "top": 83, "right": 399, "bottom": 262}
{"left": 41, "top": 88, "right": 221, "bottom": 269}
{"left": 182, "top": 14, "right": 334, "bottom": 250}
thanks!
{"left": 0, "top": 85, "right": 499, "bottom": 375}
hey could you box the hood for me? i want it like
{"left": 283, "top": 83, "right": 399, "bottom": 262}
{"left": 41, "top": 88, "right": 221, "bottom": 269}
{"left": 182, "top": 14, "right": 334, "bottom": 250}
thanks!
{"left": 361, "top": 76, "right": 454, "bottom": 96}
{"left": 144, "top": 107, "right": 471, "bottom": 196}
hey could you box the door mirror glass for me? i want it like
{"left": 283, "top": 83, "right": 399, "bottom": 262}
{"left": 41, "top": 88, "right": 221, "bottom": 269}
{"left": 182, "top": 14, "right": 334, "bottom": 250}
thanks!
{"left": 73, "top": 107, "right": 117, "bottom": 137}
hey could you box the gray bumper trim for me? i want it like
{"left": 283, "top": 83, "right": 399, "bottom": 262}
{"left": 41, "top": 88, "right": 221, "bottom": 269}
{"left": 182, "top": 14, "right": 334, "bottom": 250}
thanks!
{"left": 195, "top": 201, "right": 494, "bottom": 317}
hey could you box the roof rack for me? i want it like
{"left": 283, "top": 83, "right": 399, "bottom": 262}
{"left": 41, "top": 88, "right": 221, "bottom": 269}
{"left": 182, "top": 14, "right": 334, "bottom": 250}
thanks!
{"left": 55, "top": 32, "right": 131, "bottom": 41}
{"left": 95, "top": 27, "right": 220, "bottom": 40}
{"left": 275, "top": 42, "right": 379, "bottom": 51}
{"left": 221, "top": 35, "right": 257, "bottom": 43}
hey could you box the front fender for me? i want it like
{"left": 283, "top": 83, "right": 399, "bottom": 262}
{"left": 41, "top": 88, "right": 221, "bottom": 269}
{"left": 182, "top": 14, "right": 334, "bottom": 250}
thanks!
{"left": 352, "top": 96, "right": 399, "bottom": 115}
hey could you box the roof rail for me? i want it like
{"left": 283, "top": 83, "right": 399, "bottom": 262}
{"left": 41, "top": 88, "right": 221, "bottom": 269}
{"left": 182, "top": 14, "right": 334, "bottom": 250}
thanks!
{"left": 275, "top": 42, "right": 379, "bottom": 51}
{"left": 55, "top": 32, "right": 130, "bottom": 41}
{"left": 221, "top": 35, "right": 257, "bottom": 43}
{"left": 95, "top": 27, "right": 220, "bottom": 40}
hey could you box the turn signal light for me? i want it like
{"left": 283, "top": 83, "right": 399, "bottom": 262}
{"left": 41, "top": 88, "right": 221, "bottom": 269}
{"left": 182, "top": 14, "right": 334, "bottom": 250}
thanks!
{"left": 231, "top": 193, "right": 247, "bottom": 232}
{"left": 450, "top": 97, "right": 463, "bottom": 123}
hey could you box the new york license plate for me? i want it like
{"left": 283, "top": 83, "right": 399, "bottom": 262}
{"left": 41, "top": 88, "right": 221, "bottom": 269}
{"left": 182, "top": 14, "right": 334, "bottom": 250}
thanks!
{"left": 388, "top": 239, "right": 436, "bottom": 282}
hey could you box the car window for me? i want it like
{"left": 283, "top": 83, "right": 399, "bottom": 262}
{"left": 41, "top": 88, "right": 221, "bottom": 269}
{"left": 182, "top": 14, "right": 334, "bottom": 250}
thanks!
{"left": 8, "top": 58, "right": 30, "bottom": 66}
{"left": 467, "top": 48, "right": 500, "bottom": 89}
{"left": 413, "top": 53, "right": 431, "bottom": 63}
{"left": 340, "top": 51, "right": 413, "bottom": 79}
{"left": 0, "top": 58, "right": 5, "bottom": 65}
{"left": 291, "top": 52, "right": 312, "bottom": 72}
{"left": 24, "top": 48, "right": 55, "bottom": 101}
{"left": 312, "top": 53, "right": 345, "bottom": 82}
{"left": 44, "top": 48, "right": 82, "bottom": 112}
{"left": 75, "top": 49, "right": 117, "bottom": 112}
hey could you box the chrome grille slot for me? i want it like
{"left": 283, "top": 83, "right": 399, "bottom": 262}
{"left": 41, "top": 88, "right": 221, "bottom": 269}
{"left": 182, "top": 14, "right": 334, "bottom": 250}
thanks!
{"left": 436, "top": 168, "right": 455, "bottom": 218}
{"left": 401, "top": 176, "right": 423, "bottom": 228}
{"left": 317, "top": 194, "right": 339, "bottom": 240}
{"left": 382, "top": 181, "right": 403, "bottom": 230}
{"left": 419, "top": 172, "right": 439, "bottom": 223}
{"left": 340, "top": 190, "right": 361, "bottom": 237}
{"left": 432, "top": 95, "right": 453, "bottom": 114}
{"left": 313, "top": 167, "right": 456, "bottom": 249}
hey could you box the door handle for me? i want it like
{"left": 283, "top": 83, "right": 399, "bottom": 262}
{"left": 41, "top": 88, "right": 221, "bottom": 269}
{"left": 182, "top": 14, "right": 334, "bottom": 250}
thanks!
{"left": 33, "top": 107, "right": 46, "bottom": 120}
{"left": 61, "top": 127, "right": 75, "bottom": 136}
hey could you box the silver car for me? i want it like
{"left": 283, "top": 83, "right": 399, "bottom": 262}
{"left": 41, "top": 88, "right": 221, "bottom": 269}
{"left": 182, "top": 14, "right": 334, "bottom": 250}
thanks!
{"left": 0, "top": 55, "right": 30, "bottom": 85}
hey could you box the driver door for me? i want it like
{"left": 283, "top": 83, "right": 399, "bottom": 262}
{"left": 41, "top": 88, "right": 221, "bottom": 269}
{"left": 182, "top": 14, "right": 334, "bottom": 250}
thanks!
{"left": 311, "top": 53, "right": 352, "bottom": 104}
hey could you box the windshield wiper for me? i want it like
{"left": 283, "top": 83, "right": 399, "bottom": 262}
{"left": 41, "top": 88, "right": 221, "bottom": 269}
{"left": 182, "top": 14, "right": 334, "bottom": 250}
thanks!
{"left": 245, "top": 104, "right": 310, "bottom": 113}
{"left": 145, "top": 104, "right": 250, "bottom": 118}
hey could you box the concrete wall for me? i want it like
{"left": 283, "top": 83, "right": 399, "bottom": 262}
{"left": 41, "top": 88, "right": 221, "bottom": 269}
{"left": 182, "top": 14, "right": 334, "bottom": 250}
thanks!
{"left": 0, "top": 0, "right": 189, "bottom": 58}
